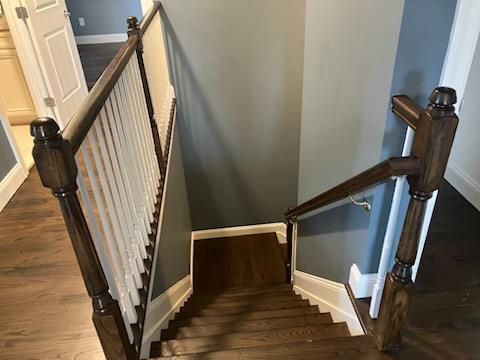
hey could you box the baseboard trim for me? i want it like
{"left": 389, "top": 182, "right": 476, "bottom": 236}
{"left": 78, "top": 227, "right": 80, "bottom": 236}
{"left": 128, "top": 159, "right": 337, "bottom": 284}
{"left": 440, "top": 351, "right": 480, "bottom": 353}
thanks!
{"left": 348, "top": 264, "right": 377, "bottom": 299}
{"left": 0, "top": 164, "right": 26, "bottom": 212}
{"left": 293, "top": 270, "right": 364, "bottom": 336}
{"left": 75, "top": 33, "right": 127, "bottom": 45}
{"left": 445, "top": 162, "right": 480, "bottom": 211}
{"left": 140, "top": 275, "right": 192, "bottom": 359}
{"left": 192, "top": 222, "right": 287, "bottom": 244}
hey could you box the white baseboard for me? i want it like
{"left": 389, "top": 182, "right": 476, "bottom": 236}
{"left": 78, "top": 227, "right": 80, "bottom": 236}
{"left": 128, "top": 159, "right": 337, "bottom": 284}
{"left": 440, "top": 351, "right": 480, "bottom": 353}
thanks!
{"left": 141, "top": 275, "right": 192, "bottom": 359}
{"left": 348, "top": 264, "right": 377, "bottom": 299}
{"left": 192, "top": 222, "right": 287, "bottom": 244}
{"left": 0, "top": 164, "right": 26, "bottom": 212}
{"left": 293, "top": 270, "right": 364, "bottom": 336}
{"left": 445, "top": 162, "right": 480, "bottom": 211}
{"left": 75, "top": 33, "right": 127, "bottom": 45}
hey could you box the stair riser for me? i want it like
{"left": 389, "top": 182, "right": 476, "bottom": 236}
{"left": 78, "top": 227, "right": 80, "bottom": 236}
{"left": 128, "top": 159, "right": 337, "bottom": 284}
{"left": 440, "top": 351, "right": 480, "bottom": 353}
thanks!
{"left": 168, "top": 306, "right": 322, "bottom": 328}
{"left": 184, "top": 293, "right": 301, "bottom": 308}
{"left": 177, "top": 300, "right": 310, "bottom": 318}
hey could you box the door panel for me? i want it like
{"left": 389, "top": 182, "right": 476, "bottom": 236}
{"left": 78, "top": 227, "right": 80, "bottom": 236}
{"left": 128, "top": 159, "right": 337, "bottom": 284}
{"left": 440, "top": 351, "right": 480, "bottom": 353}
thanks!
{"left": 23, "top": 0, "right": 87, "bottom": 127}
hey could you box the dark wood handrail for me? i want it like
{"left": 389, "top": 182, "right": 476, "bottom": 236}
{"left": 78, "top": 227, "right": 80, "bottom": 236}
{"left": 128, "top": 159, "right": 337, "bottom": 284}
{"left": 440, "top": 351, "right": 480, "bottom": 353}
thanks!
{"left": 139, "top": 1, "right": 162, "bottom": 33}
{"left": 62, "top": 35, "right": 138, "bottom": 153}
{"left": 392, "top": 95, "right": 422, "bottom": 130}
{"left": 285, "top": 156, "right": 421, "bottom": 219}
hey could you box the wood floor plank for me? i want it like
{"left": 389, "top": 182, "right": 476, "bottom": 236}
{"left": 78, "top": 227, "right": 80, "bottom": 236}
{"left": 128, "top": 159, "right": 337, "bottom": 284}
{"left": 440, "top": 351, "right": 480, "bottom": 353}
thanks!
{"left": 156, "top": 324, "right": 351, "bottom": 356}
{"left": 193, "top": 234, "right": 286, "bottom": 291}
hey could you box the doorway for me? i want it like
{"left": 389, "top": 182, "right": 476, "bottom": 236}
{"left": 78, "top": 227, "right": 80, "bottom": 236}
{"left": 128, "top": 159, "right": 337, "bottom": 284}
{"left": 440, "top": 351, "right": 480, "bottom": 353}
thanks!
{"left": 0, "top": 3, "right": 35, "bottom": 168}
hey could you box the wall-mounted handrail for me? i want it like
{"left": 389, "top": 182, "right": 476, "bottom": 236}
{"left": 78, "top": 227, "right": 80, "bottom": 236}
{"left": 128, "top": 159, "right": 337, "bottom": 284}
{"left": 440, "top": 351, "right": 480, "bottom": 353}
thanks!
{"left": 391, "top": 95, "right": 422, "bottom": 130}
{"left": 62, "top": 35, "right": 138, "bottom": 153}
{"left": 285, "top": 156, "right": 421, "bottom": 220}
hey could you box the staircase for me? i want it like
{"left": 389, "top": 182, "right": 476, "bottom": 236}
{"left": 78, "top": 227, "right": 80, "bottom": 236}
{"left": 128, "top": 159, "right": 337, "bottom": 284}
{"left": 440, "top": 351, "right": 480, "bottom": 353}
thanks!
{"left": 150, "top": 283, "right": 387, "bottom": 359}
{"left": 147, "top": 233, "right": 383, "bottom": 359}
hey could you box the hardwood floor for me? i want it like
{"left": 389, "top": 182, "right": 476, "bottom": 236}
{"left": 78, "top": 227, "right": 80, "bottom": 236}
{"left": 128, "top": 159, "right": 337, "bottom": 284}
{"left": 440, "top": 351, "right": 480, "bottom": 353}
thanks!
{"left": 193, "top": 233, "right": 287, "bottom": 291}
{"left": 0, "top": 169, "right": 104, "bottom": 359}
{"left": 354, "top": 180, "right": 480, "bottom": 359}
{"left": 78, "top": 42, "right": 123, "bottom": 89}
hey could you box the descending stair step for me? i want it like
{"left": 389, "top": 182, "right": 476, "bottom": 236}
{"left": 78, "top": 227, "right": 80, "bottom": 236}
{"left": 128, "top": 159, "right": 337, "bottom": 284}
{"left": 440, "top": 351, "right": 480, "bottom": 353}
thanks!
{"left": 169, "top": 306, "right": 326, "bottom": 328}
{"left": 194, "top": 284, "right": 292, "bottom": 298}
{"left": 153, "top": 335, "right": 387, "bottom": 359}
{"left": 187, "top": 289, "right": 296, "bottom": 305}
{"left": 184, "top": 293, "right": 301, "bottom": 308}
{"left": 154, "top": 323, "right": 351, "bottom": 357}
{"left": 177, "top": 299, "right": 310, "bottom": 318}
{"left": 161, "top": 314, "right": 341, "bottom": 340}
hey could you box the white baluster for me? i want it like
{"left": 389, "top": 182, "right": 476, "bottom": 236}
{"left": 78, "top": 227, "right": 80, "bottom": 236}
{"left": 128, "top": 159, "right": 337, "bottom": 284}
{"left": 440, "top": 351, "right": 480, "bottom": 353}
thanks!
{"left": 87, "top": 129, "right": 143, "bottom": 294}
{"left": 98, "top": 108, "right": 147, "bottom": 265}
{"left": 80, "top": 140, "right": 141, "bottom": 310}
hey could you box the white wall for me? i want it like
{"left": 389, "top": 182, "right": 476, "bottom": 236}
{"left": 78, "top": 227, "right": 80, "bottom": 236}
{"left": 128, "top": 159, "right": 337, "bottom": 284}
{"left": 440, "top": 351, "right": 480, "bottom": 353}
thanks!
{"left": 445, "top": 31, "right": 480, "bottom": 211}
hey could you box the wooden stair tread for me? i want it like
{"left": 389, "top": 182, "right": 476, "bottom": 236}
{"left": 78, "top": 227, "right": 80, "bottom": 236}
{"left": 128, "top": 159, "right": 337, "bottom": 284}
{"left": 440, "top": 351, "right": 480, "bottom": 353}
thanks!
{"left": 194, "top": 283, "right": 292, "bottom": 297}
{"left": 161, "top": 314, "right": 337, "bottom": 340}
{"left": 151, "top": 335, "right": 388, "bottom": 359}
{"left": 169, "top": 306, "right": 327, "bottom": 328}
{"left": 185, "top": 289, "right": 302, "bottom": 306}
{"left": 177, "top": 299, "right": 310, "bottom": 317}
{"left": 153, "top": 323, "right": 351, "bottom": 356}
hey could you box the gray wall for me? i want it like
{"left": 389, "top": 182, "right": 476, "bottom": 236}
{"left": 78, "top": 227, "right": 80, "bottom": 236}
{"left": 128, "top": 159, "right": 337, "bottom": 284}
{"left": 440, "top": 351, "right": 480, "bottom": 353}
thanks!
{"left": 151, "top": 123, "right": 192, "bottom": 299}
{"left": 366, "top": 0, "right": 457, "bottom": 274}
{"left": 447, "top": 30, "right": 480, "bottom": 211}
{"left": 66, "top": 0, "right": 142, "bottom": 36}
{"left": 161, "top": 0, "right": 305, "bottom": 230}
{"left": 296, "top": 0, "right": 404, "bottom": 282}
{"left": 0, "top": 119, "right": 16, "bottom": 181}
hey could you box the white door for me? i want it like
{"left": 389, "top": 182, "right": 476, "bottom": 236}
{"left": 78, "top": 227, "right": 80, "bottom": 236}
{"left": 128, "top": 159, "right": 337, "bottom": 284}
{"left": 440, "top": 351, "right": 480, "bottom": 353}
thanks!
{"left": 22, "top": 0, "right": 88, "bottom": 128}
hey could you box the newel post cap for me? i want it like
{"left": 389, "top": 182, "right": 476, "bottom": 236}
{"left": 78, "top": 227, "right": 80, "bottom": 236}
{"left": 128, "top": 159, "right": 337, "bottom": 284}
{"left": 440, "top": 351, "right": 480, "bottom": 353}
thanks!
{"left": 127, "top": 16, "right": 139, "bottom": 31}
{"left": 30, "top": 117, "right": 60, "bottom": 140}
{"left": 429, "top": 87, "right": 457, "bottom": 108}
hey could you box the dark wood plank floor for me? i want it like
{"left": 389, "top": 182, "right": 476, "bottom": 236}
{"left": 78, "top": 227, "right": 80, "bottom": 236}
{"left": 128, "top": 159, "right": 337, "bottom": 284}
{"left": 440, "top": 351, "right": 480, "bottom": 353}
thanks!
{"left": 0, "top": 169, "right": 104, "bottom": 359}
{"left": 193, "top": 234, "right": 287, "bottom": 291}
{"left": 78, "top": 42, "right": 123, "bottom": 89}
{"left": 355, "top": 180, "right": 480, "bottom": 359}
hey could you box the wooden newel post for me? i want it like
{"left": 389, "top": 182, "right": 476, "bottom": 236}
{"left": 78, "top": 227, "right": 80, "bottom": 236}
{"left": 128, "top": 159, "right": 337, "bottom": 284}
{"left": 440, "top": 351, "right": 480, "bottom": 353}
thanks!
{"left": 127, "top": 15, "right": 166, "bottom": 178}
{"left": 374, "top": 87, "right": 459, "bottom": 350}
{"left": 31, "top": 117, "right": 136, "bottom": 360}
{"left": 285, "top": 213, "right": 294, "bottom": 284}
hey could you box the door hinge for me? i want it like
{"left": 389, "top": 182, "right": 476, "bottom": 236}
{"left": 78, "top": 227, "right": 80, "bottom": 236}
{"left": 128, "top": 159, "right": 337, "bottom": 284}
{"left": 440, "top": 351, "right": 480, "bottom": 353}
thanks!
{"left": 15, "top": 6, "right": 28, "bottom": 20}
{"left": 44, "top": 97, "right": 56, "bottom": 108}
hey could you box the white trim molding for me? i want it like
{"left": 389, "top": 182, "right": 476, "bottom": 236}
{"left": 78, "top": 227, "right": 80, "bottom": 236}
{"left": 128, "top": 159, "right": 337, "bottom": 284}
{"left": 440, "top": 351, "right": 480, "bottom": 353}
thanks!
{"left": 75, "top": 33, "right": 128, "bottom": 45}
{"left": 293, "top": 270, "right": 364, "bottom": 336}
{"left": 0, "top": 164, "right": 26, "bottom": 212}
{"left": 192, "top": 222, "right": 287, "bottom": 244}
{"left": 348, "top": 264, "right": 377, "bottom": 299}
{"left": 140, "top": 275, "right": 192, "bottom": 359}
{"left": 445, "top": 163, "right": 480, "bottom": 211}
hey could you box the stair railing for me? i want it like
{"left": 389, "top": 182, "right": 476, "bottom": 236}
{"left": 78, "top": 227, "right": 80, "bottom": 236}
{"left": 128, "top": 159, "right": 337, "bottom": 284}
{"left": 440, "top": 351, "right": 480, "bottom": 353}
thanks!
{"left": 284, "top": 87, "right": 459, "bottom": 351}
{"left": 31, "top": 3, "right": 173, "bottom": 359}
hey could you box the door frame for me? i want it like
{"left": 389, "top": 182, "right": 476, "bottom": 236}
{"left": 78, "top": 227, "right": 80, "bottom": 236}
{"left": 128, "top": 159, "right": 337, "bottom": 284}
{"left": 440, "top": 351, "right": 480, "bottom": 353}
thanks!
{"left": 2, "top": 0, "right": 56, "bottom": 122}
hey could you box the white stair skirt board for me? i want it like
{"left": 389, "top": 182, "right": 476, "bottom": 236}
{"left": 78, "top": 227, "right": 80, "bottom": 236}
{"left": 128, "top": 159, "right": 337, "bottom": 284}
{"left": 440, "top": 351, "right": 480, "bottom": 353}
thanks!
{"left": 192, "top": 222, "right": 287, "bottom": 244}
{"left": 140, "top": 275, "right": 192, "bottom": 359}
{"left": 75, "top": 33, "right": 127, "bottom": 45}
{"left": 348, "top": 264, "right": 377, "bottom": 299}
{"left": 0, "top": 164, "right": 26, "bottom": 212}
{"left": 293, "top": 270, "right": 364, "bottom": 336}
{"left": 445, "top": 162, "right": 480, "bottom": 212}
